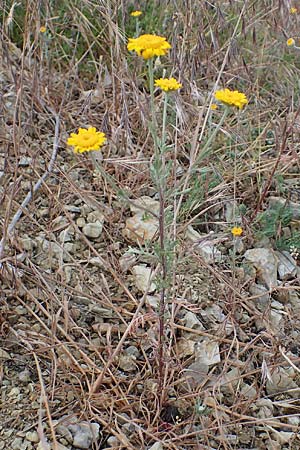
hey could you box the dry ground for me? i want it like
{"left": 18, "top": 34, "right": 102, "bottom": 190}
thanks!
{"left": 2, "top": 1, "right": 300, "bottom": 449}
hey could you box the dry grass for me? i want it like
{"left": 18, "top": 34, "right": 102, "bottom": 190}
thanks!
{"left": 1, "top": 0, "right": 300, "bottom": 449}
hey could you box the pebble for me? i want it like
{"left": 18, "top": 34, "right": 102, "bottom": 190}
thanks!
{"left": 8, "top": 387, "right": 20, "bottom": 397}
{"left": 25, "top": 431, "right": 39, "bottom": 443}
{"left": 20, "top": 237, "right": 35, "bottom": 251}
{"left": 276, "top": 251, "right": 297, "bottom": 280}
{"left": 55, "top": 424, "right": 73, "bottom": 444}
{"left": 82, "top": 221, "right": 103, "bottom": 238}
{"left": 266, "top": 367, "right": 298, "bottom": 396}
{"left": 54, "top": 444, "right": 71, "bottom": 450}
{"left": 11, "top": 438, "right": 23, "bottom": 450}
{"left": 0, "top": 348, "right": 11, "bottom": 359}
{"left": 186, "top": 226, "right": 223, "bottom": 263}
{"left": 87, "top": 211, "right": 104, "bottom": 223}
{"left": 76, "top": 217, "right": 86, "bottom": 228}
{"left": 68, "top": 422, "right": 100, "bottom": 449}
{"left": 118, "top": 354, "right": 137, "bottom": 372}
{"left": 244, "top": 247, "right": 278, "bottom": 289}
{"left": 183, "top": 311, "right": 204, "bottom": 330}
{"left": 148, "top": 442, "right": 164, "bottom": 450}
{"left": 106, "top": 436, "right": 119, "bottom": 447}
{"left": 19, "top": 156, "right": 32, "bottom": 166}
{"left": 131, "top": 265, "right": 156, "bottom": 293}
{"left": 123, "top": 212, "right": 159, "bottom": 244}
{"left": 18, "top": 369, "right": 31, "bottom": 383}
{"left": 59, "top": 228, "right": 74, "bottom": 243}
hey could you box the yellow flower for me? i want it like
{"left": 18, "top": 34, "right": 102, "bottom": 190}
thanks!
{"left": 131, "top": 10, "right": 142, "bottom": 17}
{"left": 287, "top": 38, "right": 295, "bottom": 46}
{"left": 215, "top": 88, "right": 248, "bottom": 109}
{"left": 67, "top": 127, "right": 107, "bottom": 154}
{"left": 231, "top": 227, "right": 243, "bottom": 237}
{"left": 40, "top": 26, "right": 47, "bottom": 33}
{"left": 210, "top": 103, "right": 218, "bottom": 110}
{"left": 127, "top": 34, "right": 171, "bottom": 59}
{"left": 154, "top": 77, "right": 182, "bottom": 92}
{"left": 290, "top": 7, "right": 297, "bottom": 14}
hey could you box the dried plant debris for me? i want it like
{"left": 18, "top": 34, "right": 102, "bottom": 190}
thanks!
{"left": 2, "top": 1, "right": 300, "bottom": 449}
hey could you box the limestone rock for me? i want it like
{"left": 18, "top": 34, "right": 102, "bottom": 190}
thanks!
{"left": 131, "top": 265, "right": 156, "bottom": 293}
{"left": 82, "top": 221, "right": 103, "bottom": 238}
{"left": 244, "top": 248, "right": 278, "bottom": 289}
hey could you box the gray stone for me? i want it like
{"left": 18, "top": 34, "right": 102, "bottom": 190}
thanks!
{"left": 118, "top": 354, "right": 137, "bottom": 372}
{"left": 89, "top": 256, "right": 107, "bottom": 268}
{"left": 87, "top": 211, "right": 104, "bottom": 223}
{"left": 59, "top": 228, "right": 74, "bottom": 243}
{"left": 68, "top": 422, "right": 100, "bottom": 449}
{"left": 56, "top": 424, "right": 73, "bottom": 444}
{"left": 119, "top": 251, "right": 137, "bottom": 272}
{"left": 18, "top": 369, "right": 31, "bottom": 383}
{"left": 66, "top": 205, "right": 81, "bottom": 213}
{"left": 106, "top": 436, "right": 119, "bottom": 447}
{"left": 186, "top": 226, "right": 223, "bottom": 263}
{"left": 132, "top": 265, "right": 156, "bottom": 293}
{"left": 25, "top": 431, "right": 39, "bottom": 443}
{"left": 249, "top": 283, "right": 270, "bottom": 311}
{"left": 148, "top": 443, "right": 164, "bottom": 450}
{"left": 0, "top": 348, "right": 11, "bottom": 360}
{"left": 19, "top": 156, "right": 32, "bottom": 166}
{"left": 21, "top": 237, "right": 35, "bottom": 251}
{"left": 82, "top": 221, "right": 103, "bottom": 238}
{"left": 54, "top": 444, "right": 71, "bottom": 450}
{"left": 183, "top": 359, "right": 208, "bottom": 388}
{"left": 76, "top": 217, "right": 86, "bottom": 228}
{"left": 276, "top": 251, "right": 297, "bottom": 280}
{"left": 194, "top": 338, "right": 220, "bottom": 366}
{"left": 266, "top": 367, "right": 298, "bottom": 396}
{"left": 12, "top": 438, "right": 24, "bottom": 450}
{"left": 182, "top": 311, "right": 204, "bottom": 330}
{"left": 125, "top": 345, "right": 140, "bottom": 358}
{"left": 244, "top": 248, "right": 278, "bottom": 289}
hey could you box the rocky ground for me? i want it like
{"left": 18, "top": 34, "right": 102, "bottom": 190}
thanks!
{"left": 2, "top": 2, "right": 300, "bottom": 449}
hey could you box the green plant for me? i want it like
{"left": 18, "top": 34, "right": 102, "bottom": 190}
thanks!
{"left": 255, "top": 203, "right": 293, "bottom": 240}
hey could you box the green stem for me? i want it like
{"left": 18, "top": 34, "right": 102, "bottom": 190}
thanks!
{"left": 147, "top": 60, "right": 170, "bottom": 406}
{"left": 135, "top": 19, "right": 140, "bottom": 37}
{"left": 196, "top": 107, "right": 229, "bottom": 163}
{"left": 161, "top": 92, "right": 169, "bottom": 151}
{"left": 147, "top": 58, "right": 159, "bottom": 153}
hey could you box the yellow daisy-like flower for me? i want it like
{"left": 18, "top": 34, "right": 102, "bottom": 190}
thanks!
{"left": 287, "top": 37, "right": 295, "bottom": 46}
{"left": 131, "top": 10, "right": 142, "bottom": 17}
{"left": 210, "top": 103, "right": 218, "bottom": 110}
{"left": 67, "top": 127, "right": 107, "bottom": 154}
{"left": 154, "top": 77, "right": 182, "bottom": 92}
{"left": 231, "top": 226, "right": 243, "bottom": 237}
{"left": 290, "top": 7, "right": 298, "bottom": 14}
{"left": 215, "top": 88, "right": 248, "bottom": 109}
{"left": 40, "top": 26, "right": 47, "bottom": 33}
{"left": 127, "top": 34, "right": 171, "bottom": 59}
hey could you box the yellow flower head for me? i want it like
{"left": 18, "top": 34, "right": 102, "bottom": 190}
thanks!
{"left": 131, "top": 10, "right": 142, "bottom": 17}
{"left": 67, "top": 127, "right": 107, "bottom": 154}
{"left": 210, "top": 103, "right": 218, "bottom": 110}
{"left": 287, "top": 38, "right": 295, "bottom": 46}
{"left": 127, "top": 34, "right": 171, "bottom": 59}
{"left": 40, "top": 26, "right": 47, "bottom": 33}
{"left": 215, "top": 88, "right": 248, "bottom": 109}
{"left": 231, "top": 226, "right": 243, "bottom": 237}
{"left": 154, "top": 77, "right": 182, "bottom": 92}
{"left": 290, "top": 7, "right": 298, "bottom": 14}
